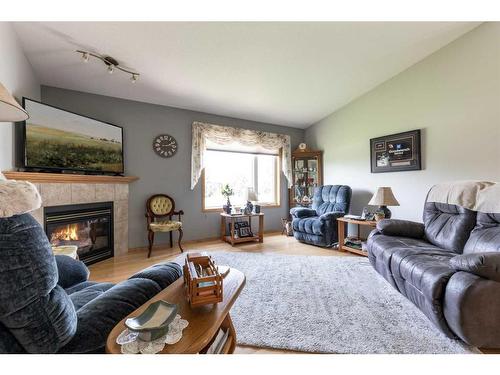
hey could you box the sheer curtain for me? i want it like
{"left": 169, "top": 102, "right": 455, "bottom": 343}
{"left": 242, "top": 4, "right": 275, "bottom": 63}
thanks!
{"left": 191, "top": 121, "right": 292, "bottom": 190}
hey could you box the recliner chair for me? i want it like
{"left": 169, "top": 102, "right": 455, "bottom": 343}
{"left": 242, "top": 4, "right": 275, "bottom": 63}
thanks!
{"left": 290, "top": 185, "right": 352, "bottom": 247}
{"left": 0, "top": 179, "right": 182, "bottom": 353}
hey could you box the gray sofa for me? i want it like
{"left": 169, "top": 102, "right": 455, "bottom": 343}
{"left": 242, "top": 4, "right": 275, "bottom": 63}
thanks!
{"left": 291, "top": 185, "right": 351, "bottom": 247}
{"left": 367, "top": 184, "right": 500, "bottom": 348}
{"left": 0, "top": 212, "right": 182, "bottom": 353}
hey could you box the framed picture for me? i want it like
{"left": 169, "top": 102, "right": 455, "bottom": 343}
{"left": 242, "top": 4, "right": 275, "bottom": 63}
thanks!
{"left": 370, "top": 129, "right": 421, "bottom": 173}
{"left": 234, "top": 221, "right": 254, "bottom": 238}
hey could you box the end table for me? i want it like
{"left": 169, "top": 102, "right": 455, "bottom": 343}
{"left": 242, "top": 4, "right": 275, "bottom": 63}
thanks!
{"left": 337, "top": 217, "right": 377, "bottom": 257}
{"left": 220, "top": 213, "right": 264, "bottom": 246}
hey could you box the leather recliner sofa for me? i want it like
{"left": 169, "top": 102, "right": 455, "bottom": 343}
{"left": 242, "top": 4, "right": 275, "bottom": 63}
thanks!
{"left": 367, "top": 181, "right": 500, "bottom": 348}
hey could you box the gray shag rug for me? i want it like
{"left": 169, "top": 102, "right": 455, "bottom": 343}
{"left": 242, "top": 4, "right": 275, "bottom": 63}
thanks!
{"left": 208, "top": 252, "right": 477, "bottom": 354}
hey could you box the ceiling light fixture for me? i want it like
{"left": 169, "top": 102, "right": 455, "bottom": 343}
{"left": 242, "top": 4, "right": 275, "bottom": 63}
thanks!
{"left": 76, "top": 50, "right": 140, "bottom": 83}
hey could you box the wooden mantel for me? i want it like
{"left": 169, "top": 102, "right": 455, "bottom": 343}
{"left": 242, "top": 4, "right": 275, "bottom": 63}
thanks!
{"left": 2, "top": 171, "right": 139, "bottom": 184}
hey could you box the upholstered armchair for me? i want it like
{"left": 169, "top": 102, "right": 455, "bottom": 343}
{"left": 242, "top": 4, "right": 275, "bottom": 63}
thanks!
{"left": 146, "top": 194, "right": 184, "bottom": 257}
{"left": 0, "top": 180, "right": 182, "bottom": 353}
{"left": 291, "top": 185, "right": 352, "bottom": 247}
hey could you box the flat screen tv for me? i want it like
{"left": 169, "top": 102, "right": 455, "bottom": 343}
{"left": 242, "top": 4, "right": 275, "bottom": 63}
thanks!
{"left": 20, "top": 98, "right": 124, "bottom": 174}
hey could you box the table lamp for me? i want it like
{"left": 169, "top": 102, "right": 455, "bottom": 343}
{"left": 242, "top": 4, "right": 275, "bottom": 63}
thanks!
{"left": 368, "top": 187, "right": 399, "bottom": 219}
{"left": 0, "top": 82, "right": 29, "bottom": 122}
{"left": 246, "top": 189, "right": 258, "bottom": 214}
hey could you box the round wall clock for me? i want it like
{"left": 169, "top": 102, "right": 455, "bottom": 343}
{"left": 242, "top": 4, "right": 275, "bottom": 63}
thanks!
{"left": 153, "top": 134, "right": 178, "bottom": 158}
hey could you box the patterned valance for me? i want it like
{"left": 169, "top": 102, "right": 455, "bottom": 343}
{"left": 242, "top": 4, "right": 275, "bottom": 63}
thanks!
{"left": 191, "top": 121, "right": 292, "bottom": 190}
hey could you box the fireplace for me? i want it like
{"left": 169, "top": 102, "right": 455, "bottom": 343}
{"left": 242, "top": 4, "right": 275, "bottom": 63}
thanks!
{"left": 44, "top": 202, "right": 114, "bottom": 265}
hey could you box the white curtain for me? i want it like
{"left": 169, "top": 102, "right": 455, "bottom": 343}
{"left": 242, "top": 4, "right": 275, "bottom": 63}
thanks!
{"left": 191, "top": 121, "right": 292, "bottom": 190}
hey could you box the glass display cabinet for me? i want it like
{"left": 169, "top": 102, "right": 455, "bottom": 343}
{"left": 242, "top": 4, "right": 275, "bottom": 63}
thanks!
{"left": 289, "top": 145, "right": 323, "bottom": 210}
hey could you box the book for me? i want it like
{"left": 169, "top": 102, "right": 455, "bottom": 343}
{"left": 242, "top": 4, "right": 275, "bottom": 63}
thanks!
{"left": 207, "top": 328, "right": 228, "bottom": 354}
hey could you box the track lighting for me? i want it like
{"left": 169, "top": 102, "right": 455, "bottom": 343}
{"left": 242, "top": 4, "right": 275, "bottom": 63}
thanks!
{"left": 76, "top": 50, "right": 140, "bottom": 83}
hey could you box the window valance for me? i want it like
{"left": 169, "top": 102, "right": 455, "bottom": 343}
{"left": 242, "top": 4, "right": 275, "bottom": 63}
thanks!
{"left": 191, "top": 121, "right": 292, "bottom": 190}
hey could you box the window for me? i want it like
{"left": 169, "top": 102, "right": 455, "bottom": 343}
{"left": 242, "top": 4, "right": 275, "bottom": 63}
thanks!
{"left": 203, "top": 150, "right": 280, "bottom": 210}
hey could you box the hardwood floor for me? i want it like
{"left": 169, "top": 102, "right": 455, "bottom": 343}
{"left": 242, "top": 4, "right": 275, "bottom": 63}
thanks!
{"left": 89, "top": 232, "right": 350, "bottom": 354}
{"left": 89, "top": 233, "right": 494, "bottom": 354}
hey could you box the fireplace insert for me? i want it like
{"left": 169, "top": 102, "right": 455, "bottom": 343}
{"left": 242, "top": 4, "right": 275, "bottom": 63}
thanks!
{"left": 44, "top": 202, "right": 114, "bottom": 265}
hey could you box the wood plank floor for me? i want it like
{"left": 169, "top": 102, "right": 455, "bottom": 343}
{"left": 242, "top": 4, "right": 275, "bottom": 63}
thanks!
{"left": 89, "top": 233, "right": 494, "bottom": 354}
{"left": 89, "top": 232, "right": 348, "bottom": 354}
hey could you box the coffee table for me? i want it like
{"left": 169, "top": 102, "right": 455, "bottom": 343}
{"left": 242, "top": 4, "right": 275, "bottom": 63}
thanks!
{"left": 106, "top": 266, "right": 246, "bottom": 354}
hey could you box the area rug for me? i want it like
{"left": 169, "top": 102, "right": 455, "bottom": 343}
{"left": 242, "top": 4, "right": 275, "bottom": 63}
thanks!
{"left": 208, "top": 252, "right": 477, "bottom": 354}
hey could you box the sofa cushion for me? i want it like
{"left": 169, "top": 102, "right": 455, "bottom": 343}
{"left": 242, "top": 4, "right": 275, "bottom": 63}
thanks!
{"left": 423, "top": 202, "right": 477, "bottom": 253}
{"left": 69, "top": 282, "right": 115, "bottom": 310}
{"left": 367, "top": 234, "right": 443, "bottom": 288}
{"left": 390, "top": 248, "right": 456, "bottom": 336}
{"left": 59, "top": 278, "right": 161, "bottom": 353}
{"left": 463, "top": 213, "right": 500, "bottom": 254}
{"left": 292, "top": 216, "right": 324, "bottom": 235}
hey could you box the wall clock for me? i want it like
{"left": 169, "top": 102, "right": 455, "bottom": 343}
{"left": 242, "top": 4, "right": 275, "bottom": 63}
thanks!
{"left": 153, "top": 134, "right": 178, "bottom": 158}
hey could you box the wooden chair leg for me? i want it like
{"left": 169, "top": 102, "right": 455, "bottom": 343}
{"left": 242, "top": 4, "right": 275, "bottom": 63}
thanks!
{"left": 169, "top": 231, "right": 173, "bottom": 248}
{"left": 178, "top": 228, "right": 184, "bottom": 253}
{"left": 147, "top": 230, "right": 155, "bottom": 258}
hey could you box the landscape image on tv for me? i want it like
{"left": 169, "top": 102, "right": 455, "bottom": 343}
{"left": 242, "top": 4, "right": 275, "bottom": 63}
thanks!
{"left": 23, "top": 99, "right": 123, "bottom": 173}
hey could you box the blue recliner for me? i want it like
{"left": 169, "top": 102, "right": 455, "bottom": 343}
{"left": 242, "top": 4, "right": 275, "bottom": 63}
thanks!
{"left": 0, "top": 212, "right": 182, "bottom": 354}
{"left": 291, "top": 185, "right": 352, "bottom": 247}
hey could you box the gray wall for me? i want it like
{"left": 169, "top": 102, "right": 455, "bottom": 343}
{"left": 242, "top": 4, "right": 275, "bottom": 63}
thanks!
{"left": 305, "top": 23, "right": 500, "bottom": 225}
{"left": 0, "top": 22, "right": 40, "bottom": 171}
{"left": 41, "top": 86, "right": 305, "bottom": 248}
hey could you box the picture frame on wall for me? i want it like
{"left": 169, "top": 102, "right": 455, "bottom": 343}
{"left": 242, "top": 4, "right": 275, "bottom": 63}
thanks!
{"left": 370, "top": 129, "right": 422, "bottom": 173}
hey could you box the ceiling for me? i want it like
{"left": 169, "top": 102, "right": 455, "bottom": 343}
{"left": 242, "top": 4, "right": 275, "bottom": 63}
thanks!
{"left": 13, "top": 22, "right": 480, "bottom": 128}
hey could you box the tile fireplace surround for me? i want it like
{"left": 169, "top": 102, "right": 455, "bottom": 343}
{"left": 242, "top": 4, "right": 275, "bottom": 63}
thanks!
{"left": 3, "top": 172, "right": 137, "bottom": 258}
{"left": 33, "top": 183, "right": 129, "bottom": 256}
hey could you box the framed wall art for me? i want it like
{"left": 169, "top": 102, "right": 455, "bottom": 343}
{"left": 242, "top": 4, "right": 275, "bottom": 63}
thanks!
{"left": 370, "top": 129, "right": 421, "bottom": 173}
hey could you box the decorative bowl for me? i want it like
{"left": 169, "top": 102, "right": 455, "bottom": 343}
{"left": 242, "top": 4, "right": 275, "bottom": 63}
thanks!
{"left": 125, "top": 300, "right": 178, "bottom": 341}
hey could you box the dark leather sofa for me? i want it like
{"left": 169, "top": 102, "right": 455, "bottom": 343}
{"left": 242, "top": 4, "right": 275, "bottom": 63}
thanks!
{"left": 367, "top": 186, "right": 500, "bottom": 348}
{"left": 291, "top": 185, "right": 352, "bottom": 247}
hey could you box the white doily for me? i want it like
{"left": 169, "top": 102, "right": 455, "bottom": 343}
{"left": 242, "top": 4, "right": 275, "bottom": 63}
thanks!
{"left": 116, "top": 314, "right": 189, "bottom": 354}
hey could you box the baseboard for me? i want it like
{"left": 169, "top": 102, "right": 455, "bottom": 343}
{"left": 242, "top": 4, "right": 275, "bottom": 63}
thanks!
{"left": 128, "top": 230, "right": 282, "bottom": 253}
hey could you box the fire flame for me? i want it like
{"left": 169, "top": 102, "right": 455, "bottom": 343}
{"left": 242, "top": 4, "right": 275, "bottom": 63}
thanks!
{"left": 51, "top": 224, "right": 79, "bottom": 242}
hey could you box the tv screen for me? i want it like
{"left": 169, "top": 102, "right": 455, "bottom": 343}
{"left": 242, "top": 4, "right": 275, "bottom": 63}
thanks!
{"left": 21, "top": 98, "right": 124, "bottom": 174}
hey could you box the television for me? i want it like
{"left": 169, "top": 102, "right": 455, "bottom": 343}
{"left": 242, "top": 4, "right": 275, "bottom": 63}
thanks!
{"left": 19, "top": 98, "right": 124, "bottom": 175}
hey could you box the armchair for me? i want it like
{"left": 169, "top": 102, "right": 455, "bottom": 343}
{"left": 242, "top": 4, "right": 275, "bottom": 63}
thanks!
{"left": 0, "top": 212, "right": 182, "bottom": 353}
{"left": 291, "top": 185, "right": 352, "bottom": 247}
{"left": 146, "top": 194, "right": 184, "bottom": 257}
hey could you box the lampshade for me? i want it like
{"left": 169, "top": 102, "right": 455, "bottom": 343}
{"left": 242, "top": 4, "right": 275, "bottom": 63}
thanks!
{"left": 0, "top": 82, "right": 28, "bottom": 122}
{"left": 368, "top": 187, "right": 400, "bottom": 206}
{"left": 246, "top": 188, "right": 258, "bottom": 202}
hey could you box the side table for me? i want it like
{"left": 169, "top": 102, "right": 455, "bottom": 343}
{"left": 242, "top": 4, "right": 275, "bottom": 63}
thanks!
{"left": 220, "top": 213, "right": 264, "bottom": 246}
{"left": 337, "top": 217, "right": 377, "bottom": 257}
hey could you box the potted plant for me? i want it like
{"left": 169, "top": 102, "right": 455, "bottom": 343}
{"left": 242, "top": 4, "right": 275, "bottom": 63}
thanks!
{"left": 221, "top": 184, "right": 234, "bottom": 214}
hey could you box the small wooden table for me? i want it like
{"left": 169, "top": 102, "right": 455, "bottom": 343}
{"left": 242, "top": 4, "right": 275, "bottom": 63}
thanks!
{"left": 337, "top": 217, "right": 377, "bottom": 257}
{"left": 106, "top": 267, "right": 246, "bottom": 354}
{"left": 220, "top": 212, "right": 264, "bottom": 246}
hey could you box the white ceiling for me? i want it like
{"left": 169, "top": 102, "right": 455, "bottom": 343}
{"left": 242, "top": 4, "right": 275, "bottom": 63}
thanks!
{"left": 13, "top": 22, "right": 480, "bottom": 128}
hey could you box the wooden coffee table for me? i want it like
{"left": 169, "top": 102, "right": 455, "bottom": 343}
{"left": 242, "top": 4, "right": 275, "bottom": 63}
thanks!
{"left": 106, "top": 267, "right": 246, "bottom": 354}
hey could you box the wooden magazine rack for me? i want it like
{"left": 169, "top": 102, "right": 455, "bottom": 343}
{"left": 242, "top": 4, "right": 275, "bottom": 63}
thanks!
{"left": 183, "top": 253, "right": 223, "bottom": 307}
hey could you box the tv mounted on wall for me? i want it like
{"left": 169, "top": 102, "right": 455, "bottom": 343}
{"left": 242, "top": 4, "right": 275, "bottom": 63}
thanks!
{"left": 19, "top": 98, "right": 124, "bottom": 175}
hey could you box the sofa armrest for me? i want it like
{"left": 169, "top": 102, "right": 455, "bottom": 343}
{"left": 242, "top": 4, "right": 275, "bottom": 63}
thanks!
{"left": 55, "top": 255, "right": 90, "bottom": 289}
{"left": 128, "top": 262, "right": 182, "bottom": 290}
{"left": 376, "top": 219, "right": 425, "bottom": 239}
{"left": 449, "top": 253, "right": 500, "bottom": 282}
{"left": 290, "top": 207, "right": 317, "bottom": 219}
{"left": 318, "top": 211, "right": 345, "bottom": 222}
